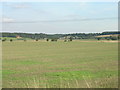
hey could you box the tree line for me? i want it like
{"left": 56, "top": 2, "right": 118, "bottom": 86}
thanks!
{"left": 0, "top": 31, "right": 120, "bottom": 42}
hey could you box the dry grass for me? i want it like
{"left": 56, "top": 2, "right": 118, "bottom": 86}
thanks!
{"left": 2, "top": 41, "right": 118, "bottom": 88}
{"left": 95, "top": 34, "right": 119, "bottom": 37}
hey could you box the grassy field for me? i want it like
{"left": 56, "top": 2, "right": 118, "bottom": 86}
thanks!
{"left": 2, "top": 40, "right": 118, "bottom": 88}
{"left": 1, "top": 37, "right": 32, "bottom": 41}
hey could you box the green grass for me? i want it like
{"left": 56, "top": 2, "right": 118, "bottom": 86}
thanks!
{"left": 1, "top": 37, "right": 33, "bottom": 41}
{"left": 2, "top": 40, "right": 118, "bottom": 88}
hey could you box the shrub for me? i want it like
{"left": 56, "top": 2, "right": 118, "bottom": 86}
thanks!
{"left": 36, "top": 39, "right": 38, "bottom": 41}
{"left": 24, "top": 39, "right": 27, "bottom": 42}
{"left": 46, "top": 38, "right": 49, "bottom": 42}
{"left": 69, "top": 38, "right": 72, "bottom": 41}
{"left": 2, "top": 38, "right": 6, "bottom": 42}
{"left": 110, "top": 36, "right": 118, "bottom": 40}
{"left": 10, "top": 39, "right": 13, "bottom": 42}
{"left": 64, "top": 40, "right": 67, "bottom": 42}
{"left": 51, "top": 39, "right": 57, "bottom": 42}
{"left": 97, "top": 37, "right": 101, "bottom": 40}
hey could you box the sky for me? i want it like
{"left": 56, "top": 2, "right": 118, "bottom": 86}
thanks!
{"left": 0, "top": 2, "right": 118, "bottom": 34}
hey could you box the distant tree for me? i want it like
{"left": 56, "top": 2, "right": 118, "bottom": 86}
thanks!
{"left": 97, "top": 37, "right": 101, "bottom": 40}
{"left": 36, "top": 39, "right": 38, "bottom": 41}
{"left": 10, "top": 39, "right": 13, "bottom": 42}
{"left": 118, "top": 35, "right": 120, "bottom": 40}
{"left": 105, "top": 37, "right": 110, "bottom": 40}
{"left": 46, "top": 38, "right": 49, "bottom": 42}
{"left": 2, "top": 39, "right": 5, "bottom": 42}
{"left": 51, "top": 39, "right": 54, "bottom": 41}
{"left": 69, "top": 37, "right": 73, "bottom": 41}
{"left": 64, "top": 40, "right": 67, "bottom": 42}
{"left": 51, "top": 38, "right": 57, "bottom": 42}
{"left": 2, "top": 38, "right": 6, "bottom": 42}
{"left": 55, "top": 39, "right": 57, "bottom": 42}
{"left": 24, "top": 39, "right": 26, "bottom": 42}
{"left": 110, "top": 36, "right": 118, "bottom": 40}
{"left": 106, "top": 38, "right": 110, "bottom": 40}
{"left": 1, "top": 32, "right": 119, "bottom": 40}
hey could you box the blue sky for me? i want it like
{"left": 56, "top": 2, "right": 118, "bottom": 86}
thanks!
{"left": 0, "top": 2, "right": 118, "bottom": 34}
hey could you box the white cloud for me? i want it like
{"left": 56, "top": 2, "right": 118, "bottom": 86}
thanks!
{"left": 63, "top": 14, "right": 88, "bottom": 20}
{"left": 12, "top": 4, "right": 29, "bottom": 9}
{"left": 78, "top": 2, "right": 89, "bottom": 10}
{"left": 5, "top": 3, "right": 30, "bottom": 9}
{"left": 2, "top": 17, "right": 14, "bottom": 23}
{"left": 79, "top": 2, "right": 87, "bottom": 7}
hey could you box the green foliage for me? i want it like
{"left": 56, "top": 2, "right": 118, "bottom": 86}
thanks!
{"left": 69, "top": 37, "right": 73, "bottom": 41}
{"left": 51, "top": 38, "right": 57, "bottom": 42}
{"left": 2, "top": 38, "right": 6, "bottom": 42}
{"left": 118, "top": 35, "right": 120, "bottom": 40}
{"left": 97, "top": 37, "right": 101, "bottom": 40}
{"left": 109, "top": 36, "right": 118, "bottom": 40}
{"left": 10, "top": 39, "right": 13, "bottom": 42}
{"left": 64, "top": 39, "right": 67, "bottom": 42}
{"left": 46, "top": 38, "right": 49, "bottom": 42}
{"left": 1, "top": 31, "right": 119, "bottom": 40}
{"left": 36, "top": 39, "right": 39, "bottom": 41}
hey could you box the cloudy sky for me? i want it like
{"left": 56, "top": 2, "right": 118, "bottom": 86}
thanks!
{"left": 0, "top": 2, "right": 118, "bottom": 34}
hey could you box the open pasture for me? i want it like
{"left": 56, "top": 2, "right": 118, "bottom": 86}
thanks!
{"left": 2, "top": 40, "right": 118, "bottom": 88}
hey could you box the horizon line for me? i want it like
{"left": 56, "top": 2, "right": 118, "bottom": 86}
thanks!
{"left": 0, "top": 30, "right": 119, "bottom": 34}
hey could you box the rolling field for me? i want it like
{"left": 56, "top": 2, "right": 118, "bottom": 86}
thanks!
{"left": 2, "top": 40, "right": 118, "bottom": 88}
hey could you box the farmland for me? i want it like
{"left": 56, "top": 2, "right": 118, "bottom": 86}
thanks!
{"left": 2, "top": 40, "right": 118, "bottom": 88}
